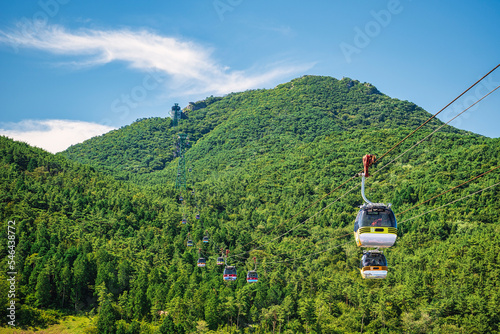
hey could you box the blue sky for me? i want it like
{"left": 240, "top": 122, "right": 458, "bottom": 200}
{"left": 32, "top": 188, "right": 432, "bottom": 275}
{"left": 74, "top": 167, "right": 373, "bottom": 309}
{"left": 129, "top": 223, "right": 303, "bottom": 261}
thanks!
{"left": 0, "top": 0, "right": 499, "bottom": 153}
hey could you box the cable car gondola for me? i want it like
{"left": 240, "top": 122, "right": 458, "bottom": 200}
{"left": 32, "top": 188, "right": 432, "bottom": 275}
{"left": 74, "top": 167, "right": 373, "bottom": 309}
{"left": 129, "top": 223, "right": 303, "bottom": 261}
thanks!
{"left": 246, "top": 270, "right": 258, "bottom": 283}
{"left": 203, "top": 236, "right": 209, "bottom": 243}
{"left": 354, "top": 203, "right": 397, "bottom": 248}
{"left": 217, "top": 249, "right": 225, "bottom": 265}
{"left": 181, "top": 218, "right": 187, "bottom": 224}
{"left": 354, "top": 154, "right": 397, "bottom": 248}
{"left": 246, "top": 257, "right": 259, "bottom": 283}
{"left": 196, "top": 214, "right": 200, "bottom": 220}
{"left": 359, "top": 250, "right": 388, "bottom": 279}
{"left": 197, "top": 249, "right": 206, "bottom": 267}
{"left": 187, "top": 233, "right": 193, "bottom": 247}
{"left": 223, "top": 266, "right": 237, "bottom": 281}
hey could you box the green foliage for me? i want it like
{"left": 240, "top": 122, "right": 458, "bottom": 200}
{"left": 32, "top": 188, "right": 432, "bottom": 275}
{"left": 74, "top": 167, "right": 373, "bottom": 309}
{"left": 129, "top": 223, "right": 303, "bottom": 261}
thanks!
{"left": 1, "top": 75, "right": 499, "bottom": 333}
{"left": 35, "top": 267, "right": 51, "bottom": 308}
{"left": 157, "top": 315, "right": 177, "bottom": 334}
{"left": 97, "top": 299, "right": 118, "bottom": 334}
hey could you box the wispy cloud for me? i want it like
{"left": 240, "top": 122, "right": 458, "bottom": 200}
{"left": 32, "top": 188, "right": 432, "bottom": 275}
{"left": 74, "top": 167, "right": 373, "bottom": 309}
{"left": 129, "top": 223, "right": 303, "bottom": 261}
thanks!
{"left": 0, "top": 119, "right": 115, "bottom": 153}
{"left": 0, "top": 22, "right": 313, "bottom": 95}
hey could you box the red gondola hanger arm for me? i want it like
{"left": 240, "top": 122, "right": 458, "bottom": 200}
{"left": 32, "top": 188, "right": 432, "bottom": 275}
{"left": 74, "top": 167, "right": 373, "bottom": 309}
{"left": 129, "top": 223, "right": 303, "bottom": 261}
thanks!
{"left": 361, "top": 154, "right": 376, "bottom": 204}
{"left": 363, "top": 154, "right": 376, "bottom": 177}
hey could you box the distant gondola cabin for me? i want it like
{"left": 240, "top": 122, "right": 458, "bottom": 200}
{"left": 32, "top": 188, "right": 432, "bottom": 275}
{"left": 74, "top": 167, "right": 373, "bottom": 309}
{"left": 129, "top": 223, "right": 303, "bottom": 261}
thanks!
{"left": 246, "top": 270, "right": 258, "bottom": 283}
{"left": 223, "top": 266, "right": 237, "bottom": 281}
{"left": 197, "top": 258, "right": 206, "bottom": 267}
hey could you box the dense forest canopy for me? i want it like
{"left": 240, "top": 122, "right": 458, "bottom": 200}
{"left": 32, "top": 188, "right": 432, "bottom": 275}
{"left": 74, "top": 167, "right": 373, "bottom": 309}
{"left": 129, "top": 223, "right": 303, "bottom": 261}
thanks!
{"left": 1, "top": 75, "right": 499, "bottom": 333}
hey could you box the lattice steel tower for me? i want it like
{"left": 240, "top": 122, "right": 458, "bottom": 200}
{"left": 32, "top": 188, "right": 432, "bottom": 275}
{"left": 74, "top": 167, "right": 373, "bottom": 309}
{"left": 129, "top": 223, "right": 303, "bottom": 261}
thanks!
{"left": 175, "top": 133, "right": 188, "bottom": 191}
{"left": 171, "top": 103, "right": 188, "bottom": 192}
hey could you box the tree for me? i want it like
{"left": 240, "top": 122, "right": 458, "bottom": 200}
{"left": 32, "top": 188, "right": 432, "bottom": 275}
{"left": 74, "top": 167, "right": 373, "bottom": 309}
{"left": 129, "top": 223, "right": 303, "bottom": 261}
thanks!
{"left": 35, "top": 267, "right": 51, "bottom": 308}
{"left": 204, "top": 294, "right": 220, "bottom": 330}
{"left": 132, "top": 268, "right": 150, "bottom": 320}
{"left": 158, "top": 315, "right": 176, "bottom": 334}
{"left": 97, "top": 299, "right": 118, "bottom": 334}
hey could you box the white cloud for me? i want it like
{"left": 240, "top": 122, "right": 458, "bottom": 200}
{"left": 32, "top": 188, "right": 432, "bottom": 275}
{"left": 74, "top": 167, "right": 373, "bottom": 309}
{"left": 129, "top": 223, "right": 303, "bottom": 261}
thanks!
{"left": 0, "top": 22, "right": 314, "bottom": 96}
{"left": 0, "top": 119, "right": 116, "bottom": 153}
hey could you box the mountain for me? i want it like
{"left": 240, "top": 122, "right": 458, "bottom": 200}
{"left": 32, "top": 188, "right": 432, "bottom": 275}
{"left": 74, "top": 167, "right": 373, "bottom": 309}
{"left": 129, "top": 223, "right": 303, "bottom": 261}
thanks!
{"left": 2, "top": 75, "right": 500, "bottom": 333}
{"left": 60, "top": 76, "right": 464, "bottom": 181}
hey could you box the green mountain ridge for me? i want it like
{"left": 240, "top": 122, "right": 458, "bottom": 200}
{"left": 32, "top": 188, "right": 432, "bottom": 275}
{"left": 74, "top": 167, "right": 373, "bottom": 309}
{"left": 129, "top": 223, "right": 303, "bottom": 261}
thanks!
{"left": 60, "top": 76, "right": 471, "bottom": 181}
{"left": 1, "top": 75, "right": 500, "bottom": 333}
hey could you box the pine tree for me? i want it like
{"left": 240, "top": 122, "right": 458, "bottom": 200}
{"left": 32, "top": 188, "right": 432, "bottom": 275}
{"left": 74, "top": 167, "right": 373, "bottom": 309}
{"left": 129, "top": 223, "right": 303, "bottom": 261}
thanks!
{"left": 158, "top": 315, "right": 176, "bottom": 334}
{"left": 97, "top": 299, "right": 118, "bottom": 334}
{"left": 205, "top": 294, "right": 220, "bottom": 330}
{"left": 35, "top": 267, "right": 51, "bottom": 308}
{"left": 132, "top": 269, "right": 150, "bottom": 320}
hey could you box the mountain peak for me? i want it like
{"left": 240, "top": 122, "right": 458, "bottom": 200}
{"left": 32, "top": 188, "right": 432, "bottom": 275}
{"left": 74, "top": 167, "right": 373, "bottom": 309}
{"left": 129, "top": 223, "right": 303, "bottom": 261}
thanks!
{"left": 60, "top": 75, "right": 455, "bottom": 177}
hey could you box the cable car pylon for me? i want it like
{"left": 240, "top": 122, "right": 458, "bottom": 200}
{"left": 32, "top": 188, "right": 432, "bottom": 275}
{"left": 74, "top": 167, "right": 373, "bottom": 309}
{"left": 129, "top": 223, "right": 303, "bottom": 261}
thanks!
{"left": 171, "top": 103, "right": 189, "bottom": 196}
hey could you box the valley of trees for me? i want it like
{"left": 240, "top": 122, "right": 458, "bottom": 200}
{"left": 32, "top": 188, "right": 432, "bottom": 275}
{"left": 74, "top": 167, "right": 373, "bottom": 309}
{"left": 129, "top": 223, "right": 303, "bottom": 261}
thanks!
{"left": 1, "top": 76, "right": 499, "bottom": 333}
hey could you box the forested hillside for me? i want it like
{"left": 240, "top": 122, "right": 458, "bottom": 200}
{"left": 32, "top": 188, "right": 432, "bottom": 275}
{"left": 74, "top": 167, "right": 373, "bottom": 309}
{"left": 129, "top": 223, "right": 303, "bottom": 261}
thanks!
{"left": 61, "top": 76, "right": 463, "bottom": 181}
{"left": 2, "top": 75, "right": 500, "bottom": 333}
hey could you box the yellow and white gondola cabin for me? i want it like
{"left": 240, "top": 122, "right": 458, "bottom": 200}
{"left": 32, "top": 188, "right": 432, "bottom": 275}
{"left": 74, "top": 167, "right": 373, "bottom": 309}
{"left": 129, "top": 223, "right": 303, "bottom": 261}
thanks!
{"left": 354, "top": 203, "right": 397, "bottom": 248}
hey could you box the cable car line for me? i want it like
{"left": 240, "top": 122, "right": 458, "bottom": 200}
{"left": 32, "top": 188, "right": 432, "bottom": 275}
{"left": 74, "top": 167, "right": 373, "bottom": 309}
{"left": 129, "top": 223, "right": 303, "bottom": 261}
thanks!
{"left": 374, "top": 63, "right": 500, "bottom": 165}
{"left": 231, "top": 139, "right": 497, "bottom": 265}
{"left": 231, "top": 227, "right": 352, "bottom": 262}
